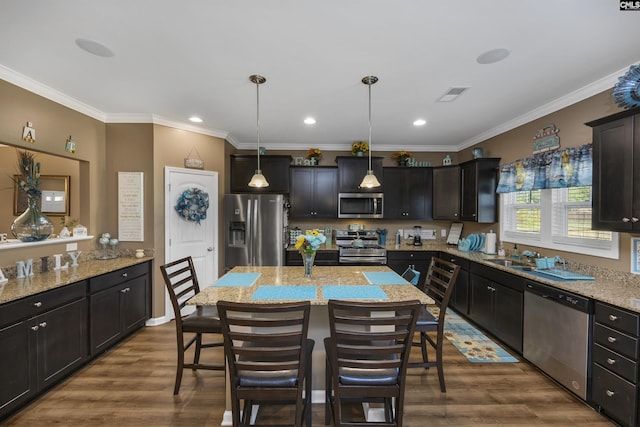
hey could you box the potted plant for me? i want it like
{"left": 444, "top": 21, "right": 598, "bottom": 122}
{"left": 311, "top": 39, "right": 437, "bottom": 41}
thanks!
{"left": 351, "top": 141, "right": 369, "bottom": 156}
{"left": 392, "top": 150, "right": 413, "bottom": 166}
{"left": 306, "top": 148, "right": 322, "bottom": 165}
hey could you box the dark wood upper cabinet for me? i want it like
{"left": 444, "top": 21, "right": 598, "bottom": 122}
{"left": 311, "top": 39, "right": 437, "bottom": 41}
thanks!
{"left": 337, "top": 156, "right": 384, "bottom": 192}
{"left": 587, "top": 107, "right": 640, "bottom": 232}
{"left": 289, "top": 166, "right": 338, "bottom": 219}
{"left": 230, "top": 155, "right": 291, "bottom": 193}
{"left": 432, "top": 158, "right": 499, "bottom": 223}
{"left": 460, "top": 158, "right": 500, "bottom": 223}
{"left": 383, "top": 167, "right": 432, "bottom": 220}
{"left": 432, "top": 165, "right": 461, "bottom": 221}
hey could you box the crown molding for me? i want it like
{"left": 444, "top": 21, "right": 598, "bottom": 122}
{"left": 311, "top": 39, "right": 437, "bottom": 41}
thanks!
{"left": 455, "top": 62, "right": 639, "bottom": 151}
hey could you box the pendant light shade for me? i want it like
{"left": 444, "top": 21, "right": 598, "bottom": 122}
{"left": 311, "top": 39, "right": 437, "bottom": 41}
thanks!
{"left": 360, "top": 75, "right": 381, "bottom": 189}
{"left": 248, "top": 74, "right": 269, "bottom": 188}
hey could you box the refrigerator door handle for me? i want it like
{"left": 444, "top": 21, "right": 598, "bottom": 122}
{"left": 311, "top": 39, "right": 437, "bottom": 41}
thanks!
{"left": 252, "top": 197, "right": 259, "bottom": 265}
{"left": 246, "top": 198, "right": 253, "bottom": 265}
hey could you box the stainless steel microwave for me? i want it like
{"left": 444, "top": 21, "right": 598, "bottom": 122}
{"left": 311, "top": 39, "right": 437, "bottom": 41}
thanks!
{"left": 338, "top": 193, "right": 384, "bottom": 218}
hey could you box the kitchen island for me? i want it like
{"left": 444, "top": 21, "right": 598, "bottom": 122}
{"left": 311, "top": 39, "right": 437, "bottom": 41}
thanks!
{"left": 188, "top": 265, "right": 432, "bottom": 426}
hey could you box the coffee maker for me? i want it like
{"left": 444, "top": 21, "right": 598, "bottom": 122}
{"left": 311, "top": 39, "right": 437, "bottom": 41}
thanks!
{"left": 412, "top": 225, "right": 423, "bottom": 246}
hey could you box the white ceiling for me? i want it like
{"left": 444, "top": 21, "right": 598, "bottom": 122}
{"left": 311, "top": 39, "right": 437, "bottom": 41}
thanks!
{"left": 1, "top": 0, "right": 639, "bottom": 152}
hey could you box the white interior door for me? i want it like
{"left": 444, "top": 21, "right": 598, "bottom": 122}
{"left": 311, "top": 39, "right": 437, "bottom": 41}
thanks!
{"left": 164, "top": 167, "right": 218, "bottom": 320}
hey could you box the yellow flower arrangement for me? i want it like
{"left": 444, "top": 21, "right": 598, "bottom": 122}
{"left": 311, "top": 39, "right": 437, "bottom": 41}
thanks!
{"left": 351, "top": 141, "right": 369, "bottom": 155}
{"left": 391, "top": 150, "right": 413, "bottom": 161}
{"left": 306, "top": 148, "right": 322, "bottom": 160}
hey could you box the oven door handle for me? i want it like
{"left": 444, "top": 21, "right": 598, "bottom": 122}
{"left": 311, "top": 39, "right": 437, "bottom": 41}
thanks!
{"left": 339, "top": 256, "right": 387, "bottom": 265}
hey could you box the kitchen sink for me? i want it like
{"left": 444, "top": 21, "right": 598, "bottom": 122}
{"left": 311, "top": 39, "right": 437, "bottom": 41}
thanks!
{"left": 486, "top": 258, "right": 530, "bottom": 267}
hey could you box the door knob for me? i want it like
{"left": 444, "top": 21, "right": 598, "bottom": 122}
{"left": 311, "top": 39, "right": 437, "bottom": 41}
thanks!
{"left": 207, "top": 247, "right": 214, "bottom": 251}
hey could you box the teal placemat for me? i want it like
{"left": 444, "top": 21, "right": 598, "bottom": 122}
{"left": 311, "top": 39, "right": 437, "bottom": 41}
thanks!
{"left": 323, "top": 285, "right": 388, "bottom": 300}
{"left": 213, "top": 272, "right": 261, "bottom": 287}
{"left": 250, "top": 285, "right": 317, "bottom": 300}
{"left": 363, "top": 271, "right": 410, "bottom": 285}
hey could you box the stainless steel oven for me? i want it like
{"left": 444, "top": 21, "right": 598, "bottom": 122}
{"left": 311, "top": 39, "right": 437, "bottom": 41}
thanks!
{"left": 335, "top": 229, "right": 387, "bottom": 265}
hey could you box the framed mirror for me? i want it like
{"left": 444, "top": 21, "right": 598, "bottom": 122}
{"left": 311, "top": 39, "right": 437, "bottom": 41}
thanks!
{"left": 14, "top": 175, "right": 70, "bottom": 216}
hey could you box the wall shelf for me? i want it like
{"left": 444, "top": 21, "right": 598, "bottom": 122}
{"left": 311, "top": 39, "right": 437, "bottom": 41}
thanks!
{"left": 0, "top": 235, "right": 94, "bottom": 251}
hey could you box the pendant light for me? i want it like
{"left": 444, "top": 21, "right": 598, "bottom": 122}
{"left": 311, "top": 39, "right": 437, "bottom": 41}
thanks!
{"left": 248, "top": 74, "right": 269, "bottom": 188}
{"left": 360, "top": 75, "right": 381, "bottom": 188}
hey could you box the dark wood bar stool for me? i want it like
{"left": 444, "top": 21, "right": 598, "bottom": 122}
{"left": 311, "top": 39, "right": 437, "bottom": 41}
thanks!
{"left": 217, "top": 300, "right": 314, "bottom": 427}
{"left": 408, "top": 257, "right": 460, "bottom": 392}
{"left": 160, "top": 257, "right": 225, "bottom": 395}
{"left": 324, "top": 299, "right": 421, "bottom": 427}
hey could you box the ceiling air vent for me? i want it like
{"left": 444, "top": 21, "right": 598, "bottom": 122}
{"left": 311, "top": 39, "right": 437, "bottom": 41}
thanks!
{"left": 437, "top": 87, "right": 469, "bottom": 102}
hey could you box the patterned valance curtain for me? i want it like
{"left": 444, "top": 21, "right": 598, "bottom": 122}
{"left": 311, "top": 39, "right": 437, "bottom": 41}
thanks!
{"left": 496, "top": 143, "right": 592, "bottom": 193}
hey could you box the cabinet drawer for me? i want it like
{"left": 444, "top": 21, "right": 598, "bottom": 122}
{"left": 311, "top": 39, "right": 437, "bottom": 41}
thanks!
{"left": 89, "top": 263, "right": 149, "bottom": 294}
{"left": 593, "top": 343, "right": 638, "bottom": 383}
{"left": 0, "top": 281, "right": 86, "bottom": 328}
{"left": 594, "top": 323, "right": 639, "bottom": 360}
{"left": 592, "top": 364, "right": 637, "bottom": 427}
{"left": 387, "top": 251, "right": 433, "bottom": 262}
{"left": 595, "top": 301, "right": 639, "bottom": 336}
{"left": 439, "top": 253, "right": 469, "bottom": 270}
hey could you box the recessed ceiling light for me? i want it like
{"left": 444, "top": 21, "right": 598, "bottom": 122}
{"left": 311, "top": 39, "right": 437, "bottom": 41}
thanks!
{"left": 75, "top": 38, "right": 114, "bottom": 58}
{"left": 413, "top": 119, "right": 427, "bottom": 126}
{"left": 476, "top": 48, "right": 510, "bottom": 65}
{"left": 304, "top": 117, "right": 316, "bottom": 125}
{"left": 189, "top": 116, "right": 203, "bottom": 123}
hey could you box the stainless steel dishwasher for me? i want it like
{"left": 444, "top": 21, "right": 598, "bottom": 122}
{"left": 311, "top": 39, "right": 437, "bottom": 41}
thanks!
{"left": 523, "top": 281, "right": 592, "bottom": 400}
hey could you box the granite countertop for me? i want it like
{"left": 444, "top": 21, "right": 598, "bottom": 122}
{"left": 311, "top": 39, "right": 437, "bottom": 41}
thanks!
{"left": 289, "top": 241, "right": 640, "bottom": 314}
{"left": 440, "top": 248, "right": 640, "bottom": 314}
{"left": 188, "top": 265, "right": 434, "bottom": 306}
{"left": 0, "top": 256, "right": 153, "bottom": 305}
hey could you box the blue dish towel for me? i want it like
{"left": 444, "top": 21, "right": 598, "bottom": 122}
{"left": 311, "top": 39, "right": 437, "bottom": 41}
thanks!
{"left": 322, "top": 285, "right": 388, "bottom": 300}
{"left": 213, "top": 272, "right": 261, "bottom": 287}
{"left": 250, "top": 285, "right": 317, "bottom": 300}
{"left": 363, "top": 271, "right": 410, "bottom": 285}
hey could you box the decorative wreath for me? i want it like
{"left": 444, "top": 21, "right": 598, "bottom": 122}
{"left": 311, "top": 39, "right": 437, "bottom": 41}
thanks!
{"left": 175, "top": 188, "right": 209, "bottom": 224}
{"left": 613, "top": 64, "right": 640, "bottom": 109}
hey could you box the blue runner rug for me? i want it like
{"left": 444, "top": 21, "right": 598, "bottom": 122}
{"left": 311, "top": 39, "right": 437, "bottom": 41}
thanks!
{"left": 428, "top": 307, "right": 519, "bottom": 363}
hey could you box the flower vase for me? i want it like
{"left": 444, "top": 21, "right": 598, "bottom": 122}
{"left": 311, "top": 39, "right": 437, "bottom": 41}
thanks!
{"left": 11, "top": 195, "right": 54, "bottom": 242}
{"left": 397, "top": 159, "right": 407, "bottom": 167}
{"left": 302, "top": 252, "right": 316, "bottom": 277}
{"left": 356, "top": 151, "right": 364, "bottom": 157}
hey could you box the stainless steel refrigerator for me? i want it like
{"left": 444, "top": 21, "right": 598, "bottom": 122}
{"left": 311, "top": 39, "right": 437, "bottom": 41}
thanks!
{"left": 224, "top": 194, "right": 286, "bottom": 271}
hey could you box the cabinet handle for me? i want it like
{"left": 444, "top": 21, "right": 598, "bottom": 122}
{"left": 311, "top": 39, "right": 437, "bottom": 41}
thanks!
{"left": 122, "top": 272, "right": 128, "bottom": 278}
{"left": 121, "top": 287, "right": 130, "bottom": 293}
{"left": 39, "top": 322, "right": 47, "bottom": 328}
{"left": 33, "top": 301, "right": 42, "bottom": 308}
{"left": 606, "top": 358, "right": 616, "bottom": 365}
{"left": 605, "top": 390, "right": 615, "bottom": 397}
{"left": 608, "top": 314, "right": 618, "bottom": 321}
{"left": 487, "top": 286, "right": 495, "bottom": 292}
{"left": 622, "top": 217, "right": 631, "bottom": 223}
{"left": 607, "top": 336, "right": 617, "bottom": 343}
{"left": 633, "top": 217, "right": 640, "bottom": 223}
{"left": 31, "top": 325, "right": 39, "bottom": 331}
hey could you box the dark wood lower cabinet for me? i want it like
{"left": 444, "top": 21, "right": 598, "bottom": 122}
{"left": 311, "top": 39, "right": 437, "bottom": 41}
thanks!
{"left": 0, "top": 284, "right": 87, "bottom": 419}
{"left": 468, "top": 262, "right": 523, "bottom": 354}
{"left": 0, "top": 260, "right": 151, "bottom": 420}
{"left": 89, "top": 263, "right": 150, "bottom": 356}
{"left": 387, "top": 250, "right": 436, "bottom": 288}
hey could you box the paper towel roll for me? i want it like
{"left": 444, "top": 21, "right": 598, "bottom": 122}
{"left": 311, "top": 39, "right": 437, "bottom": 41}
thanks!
{"left": 485, "top": 231, "right": 497, "bottom": 254}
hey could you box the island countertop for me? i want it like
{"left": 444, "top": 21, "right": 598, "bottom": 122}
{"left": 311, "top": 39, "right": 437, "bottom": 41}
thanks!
{"left": 188, "top": 265, "right": 433, "bottom": 306}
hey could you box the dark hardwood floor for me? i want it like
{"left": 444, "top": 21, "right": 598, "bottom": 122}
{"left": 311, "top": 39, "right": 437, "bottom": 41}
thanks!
{"left": 4, "top": 322, "right": 613, "bottom": 426}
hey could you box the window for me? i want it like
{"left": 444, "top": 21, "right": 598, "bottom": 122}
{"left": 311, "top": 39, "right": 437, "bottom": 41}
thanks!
{"left": 500, "top": 186, "right": 618, "bottom": 259}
